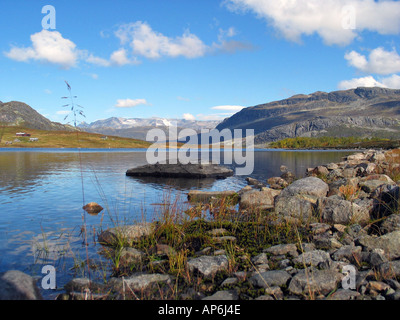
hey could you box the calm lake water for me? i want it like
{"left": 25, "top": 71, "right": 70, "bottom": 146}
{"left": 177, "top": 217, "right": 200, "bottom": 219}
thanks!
{"left": 0, "top": 148, "right": 354, "bottom": 298}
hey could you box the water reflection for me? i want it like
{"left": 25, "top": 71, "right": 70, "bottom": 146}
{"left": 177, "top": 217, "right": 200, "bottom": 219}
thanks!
{"left": 0, "top": 148, "right": 354, "bottom": 298}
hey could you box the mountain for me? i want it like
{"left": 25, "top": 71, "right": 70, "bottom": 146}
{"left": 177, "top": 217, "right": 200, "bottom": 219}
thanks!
{"left": 216, "top": 87, "right": 400, "bottom": 144}
{"left": 79, "top": 117, "right": 221, "bottom": 141}
{"left": 0, "top": 101, "right": 75, "bottom": 131}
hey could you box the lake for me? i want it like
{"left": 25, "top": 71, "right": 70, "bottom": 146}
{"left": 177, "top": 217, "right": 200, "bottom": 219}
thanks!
{"left": 0, "top": 148, "right": 354, "bottom": 298}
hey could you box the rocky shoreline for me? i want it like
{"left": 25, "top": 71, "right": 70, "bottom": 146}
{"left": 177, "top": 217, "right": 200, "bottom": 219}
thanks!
{"left": 2, "top": 148, "right": 400, "bottom": 300}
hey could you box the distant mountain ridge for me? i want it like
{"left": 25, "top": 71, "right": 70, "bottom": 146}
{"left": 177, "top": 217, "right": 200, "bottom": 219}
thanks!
{"left": 216, "top": 87, "right": 400, "bottom": 144}
{"left": 0, "top": 101, "right": 75, "bottom": 131}
{"left": 79, "top": 117, "right": 221, "bottom": 141}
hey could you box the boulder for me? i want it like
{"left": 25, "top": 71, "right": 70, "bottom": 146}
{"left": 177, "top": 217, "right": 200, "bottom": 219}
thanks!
{"left": 359, "top": 174, "right": 396, "bottom": 193}
{"left": 274, "top": 196, "right": 316, "bottom": 222}
{"left": 263, "top": 244, "right": 298, "bottom": 256}
{"left": 239, "top": 188, "right": 281, "bottom": 211}
{"left": 279, "top": 177, "right": 329, "bottom": 200}
{"left": 187, "top": 255, "right": 229, "bottom": 277}
{"left": 319, "top": 196, "right": 370, "bottom": 226}
{"left": 380, "top": 214, "right": 400, "bottom": 234}
{"left": 288, "top": 269, "right": 342, "bottom": 296}
{"left": 126, "top": 163, "right": 233, "bottom": 179}
{"left": 267, "top": 177, "right": 289, "bottom": 189}
{"left": 293, "top": 250, "right": 331, "bottom": 268}
{"left": 250, "top": 270, "right": 291, "bottom": 288}
{"left": 357, "top": 231, "right": 400, "bottom": 260}
{"left": 98, "top": 223, "right": 154, "bottom": 246}
{"left": 0, "top": 270, "right": 42, "bottom": 300}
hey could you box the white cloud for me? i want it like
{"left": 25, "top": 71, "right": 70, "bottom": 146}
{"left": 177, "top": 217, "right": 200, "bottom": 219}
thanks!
{"left": 183, "top": 113, "right": 196, "bottom": 120}
{"left": 338, "top": 76, "right": 385, "bottom": 89}
{"left": 5, "top": 30, "right": 138, "bottom": 68}
{"left": 211, "top": 105, "right": 246, "bottom": 111}
{"left": 116, "top": 21, "right": 208, "bottom": 59}
{"left": 115, "top": 98, "right": 149, "bottom": 108}
{"left": 338, "top": 74, "right": 400, "bottom": 90}
{"left": 5, "top": 30, "right": 78, "bottom": 68}
{"left": 110, "top": 48, "right": 132, "bottom": 66}
{"left": 345, "top": 47, "right": 400, "bottom": 75}
{"left": 85, "top": 48, "right": 139, "bottom": 67}
{"left": 224, "top": 0, "right": 400, "bottom": 46}
{"left": 115, "top": 21, "right": 251, "bottom": 59}
{"left": 381, "top": 74, "right": 400, "bottom": 88}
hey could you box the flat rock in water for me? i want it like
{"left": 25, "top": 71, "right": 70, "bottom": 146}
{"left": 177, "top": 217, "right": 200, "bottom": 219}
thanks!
{"left": 126, "top": 163, "right": 233, "bottom": 179}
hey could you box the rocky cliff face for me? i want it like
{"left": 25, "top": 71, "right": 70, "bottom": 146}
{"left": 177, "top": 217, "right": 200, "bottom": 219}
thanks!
{"left": 216, "top": 87, "right": 400, "bottom": 143}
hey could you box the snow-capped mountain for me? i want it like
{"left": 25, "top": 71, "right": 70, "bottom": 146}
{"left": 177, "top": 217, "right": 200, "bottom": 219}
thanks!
{"left": 78, "top": 117, "right": 221, "bottom": 141}
{"left": 79, "top": 117, "right": 220, "bottom": 130}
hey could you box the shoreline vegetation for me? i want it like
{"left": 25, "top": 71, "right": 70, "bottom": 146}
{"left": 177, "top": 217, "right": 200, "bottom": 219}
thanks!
{"left": 266, "top": 136, "right": 400, "bottom": 150}
{"left": 2, "top": 148, "right": 400, "bottom": 301}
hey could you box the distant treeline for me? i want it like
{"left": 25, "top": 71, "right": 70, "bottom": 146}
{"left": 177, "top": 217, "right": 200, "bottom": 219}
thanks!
{"left": 269, "top": 136, "right": 400, "bottom": 149}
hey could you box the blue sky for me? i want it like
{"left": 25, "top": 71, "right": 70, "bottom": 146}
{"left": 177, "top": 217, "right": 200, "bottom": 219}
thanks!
{"left": 1, "top": 0, "right": 400, "bottom": 124}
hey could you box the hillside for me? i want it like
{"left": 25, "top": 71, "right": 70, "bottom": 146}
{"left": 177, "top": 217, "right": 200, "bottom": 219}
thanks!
{"left": 0, "top": 101, "right": 75, "bottom": 131}
{"left": 0, "top": 126, "right": 151, "bottom": 149}
{"left": 216, "top": 87, "right": 400, "bottom": 144}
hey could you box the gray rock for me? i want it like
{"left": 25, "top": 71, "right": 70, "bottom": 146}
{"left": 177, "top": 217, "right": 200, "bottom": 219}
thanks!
{"left": 0, "top": 270, "right": 42, "bottom": 300}
{"left": 98, "top": 223, "right": 154, "bottom": 246}
{"left": 187, "top": 255, "right": 229, "bottom": 277}
{"left": 250, "top": 270, "right": 291, "bottom": 288}
{"left": 279, "top": 177, "right": 329, "bottom": 199}
{"left": 267, "top": 177, "right": 289, "bottom": 189}
{"left": 288, "top": 269, "right": 342, "bottom": 296}
{"left": 251, "top": 253, "right": 269, "bottom": 265}
{"left": 357, "top": 231, "right": 400, "bottom": 260}
{"left": 263, "top": 243, "right": 298, "bottom": 256}
{"left": 359, "top": 175, "right": 396, "bottom": 193}
{"left": 220, "top": 277, "right": 238, "bottom": 287}
{"left": 109, "top": 273, "right": 173, "bottom": 291}
{"left": 379, "top": 261, "right": 400, "bottom": 278}
{"left": 202, "top": 290, "right": 238, "bottom": 300}
{"left": 274, "top": 196, "right": 316, "bottom": 222}
{"left": 332, "top": 245, "right": 362, "bottom": 263}
{"left": 367, "top": 248, "right": 388, "bottom": 267}
{"left": 64, "top": 278, "right": 106, "bottom": 293}
{"left": 319, "top": 197, "right": 370, "bottom": 226}
{"left": 327, "top": 289, "right": 361, "bottom": 300}
{"left": 313, "top": 233, "right": 343, "bottom": 250}
{"left": 118, "top": 247, "right": 145, "bottom": 266}
{"left": 293, "top": 250, "right": 331, "bottom": 268}
{"left": 380, "top": 213, "right": 400, "bottom": 234}
{"left": 239, "top": 188, "right": 281, "bottom": 210}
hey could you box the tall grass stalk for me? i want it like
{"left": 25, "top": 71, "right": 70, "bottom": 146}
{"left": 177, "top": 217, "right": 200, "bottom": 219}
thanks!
{"left": 62, "top": 81, "right": 91, "bottom": 281}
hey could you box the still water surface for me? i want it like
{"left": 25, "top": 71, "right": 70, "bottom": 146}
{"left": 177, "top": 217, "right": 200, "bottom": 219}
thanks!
{"left": 0, "top": 148, "right": 354, "bottom": 298}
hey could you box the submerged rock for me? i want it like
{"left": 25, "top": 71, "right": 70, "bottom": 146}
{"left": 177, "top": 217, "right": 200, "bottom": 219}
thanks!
{"left": 126, "top": 163, "right": 233, "bottom": 179}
